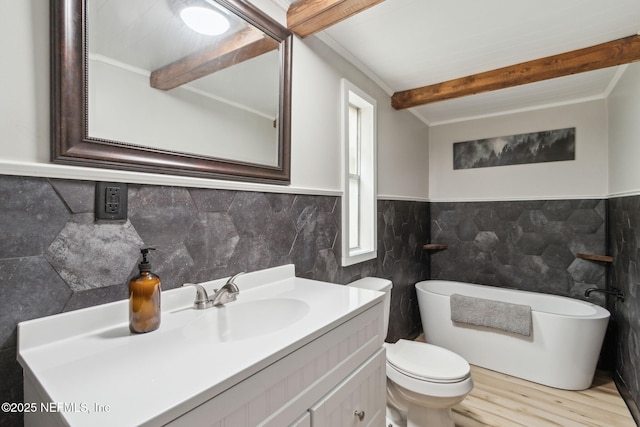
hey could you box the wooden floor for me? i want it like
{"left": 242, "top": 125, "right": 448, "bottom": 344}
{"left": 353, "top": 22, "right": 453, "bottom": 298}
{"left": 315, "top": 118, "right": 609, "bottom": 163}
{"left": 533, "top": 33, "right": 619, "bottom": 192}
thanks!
{"left": 453, "top": 365, "right": 636, "bottom": 427}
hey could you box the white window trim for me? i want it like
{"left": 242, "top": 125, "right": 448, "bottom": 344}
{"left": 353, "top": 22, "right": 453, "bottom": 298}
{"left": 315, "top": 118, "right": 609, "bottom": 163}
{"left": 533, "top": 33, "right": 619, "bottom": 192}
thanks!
{"left": 341, "top": 79, "right": 377, "bottom": 267}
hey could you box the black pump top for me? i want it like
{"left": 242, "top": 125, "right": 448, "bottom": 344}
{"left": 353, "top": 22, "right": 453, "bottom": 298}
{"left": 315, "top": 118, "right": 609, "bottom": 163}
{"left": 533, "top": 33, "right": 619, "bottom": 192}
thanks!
{"left": 139, "top": 247, "right": 156, "bottom": 272}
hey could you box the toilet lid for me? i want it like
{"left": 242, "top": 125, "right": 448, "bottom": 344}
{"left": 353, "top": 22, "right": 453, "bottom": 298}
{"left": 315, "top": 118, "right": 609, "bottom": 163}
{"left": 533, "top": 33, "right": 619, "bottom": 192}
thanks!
{"left": 386, "top": 339, "right": 470, "bottom": 383}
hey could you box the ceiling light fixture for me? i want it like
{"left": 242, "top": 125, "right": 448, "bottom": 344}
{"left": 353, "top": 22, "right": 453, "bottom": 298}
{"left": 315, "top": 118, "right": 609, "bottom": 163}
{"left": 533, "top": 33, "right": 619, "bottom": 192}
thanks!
{"left": 180, "top": 6, "right": 230, "bottom": 36}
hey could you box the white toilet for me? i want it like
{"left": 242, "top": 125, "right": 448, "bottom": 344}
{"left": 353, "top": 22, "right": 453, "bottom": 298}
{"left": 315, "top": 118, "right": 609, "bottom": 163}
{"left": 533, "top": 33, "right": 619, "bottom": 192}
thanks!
{"left": 349, "top": 278, "right": 473, "bottom": 427}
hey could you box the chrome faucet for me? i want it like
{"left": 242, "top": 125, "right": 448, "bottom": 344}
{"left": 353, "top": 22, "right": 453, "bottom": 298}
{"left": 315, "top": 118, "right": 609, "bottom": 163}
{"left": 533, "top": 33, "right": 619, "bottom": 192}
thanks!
{"left": 183, "top": 272, "right": 244, "bottom": 309}
{"left": 211, "top": 272, "right": 244, "bottom": 306}
{"left": 183, "top": 283, "right": 215, "bottom": 309}
{"left": 584, "top": 287, "right": 625, "bottom": 301}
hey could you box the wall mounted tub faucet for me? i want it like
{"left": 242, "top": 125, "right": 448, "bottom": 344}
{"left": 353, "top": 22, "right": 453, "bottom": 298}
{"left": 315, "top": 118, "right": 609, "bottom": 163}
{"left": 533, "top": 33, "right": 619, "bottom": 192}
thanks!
{"left": 584, "top": 287, "right": 625, "bottom": 302}
{"left": 183, "top": 272, "right": 244, "bottom": 309}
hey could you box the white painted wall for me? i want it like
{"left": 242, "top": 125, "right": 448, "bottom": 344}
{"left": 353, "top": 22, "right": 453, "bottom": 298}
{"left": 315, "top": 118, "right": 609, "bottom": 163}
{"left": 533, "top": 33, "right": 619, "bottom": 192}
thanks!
{"left": 292, "top": 37, "right": 429, "bottom": 199}
{"left": 428, "top": 100, "right": 608, "bottom": 201}
{"left": 89, "top": 59, "right": 278, "bottom": 166}
{"left": 608, "top": 63, "right": 640, "bottom": 197}
{"left": 0, "top": 0, "right": 429, "bottom": 200}
{"left": 0, "top": 0, "right": 50, "bottom": 164}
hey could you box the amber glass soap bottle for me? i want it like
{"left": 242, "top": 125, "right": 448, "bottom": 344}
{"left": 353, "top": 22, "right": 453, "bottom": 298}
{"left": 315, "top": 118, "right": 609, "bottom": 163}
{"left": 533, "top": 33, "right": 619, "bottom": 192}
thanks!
{"left": 129, "top": 248, "right": 161, "bottom": 333}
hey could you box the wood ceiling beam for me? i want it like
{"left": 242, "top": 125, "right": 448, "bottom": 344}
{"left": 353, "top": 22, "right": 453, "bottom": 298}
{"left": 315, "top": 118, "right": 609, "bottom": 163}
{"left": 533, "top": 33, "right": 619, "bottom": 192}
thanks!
{"left": 150, "top": 26, "right": 279, "bottom": 91}
{"left": 287, "top": 0, "right": 386, "bottom": 38}
{"left": 392, "top": 35, "right": 640, "bottom": 110}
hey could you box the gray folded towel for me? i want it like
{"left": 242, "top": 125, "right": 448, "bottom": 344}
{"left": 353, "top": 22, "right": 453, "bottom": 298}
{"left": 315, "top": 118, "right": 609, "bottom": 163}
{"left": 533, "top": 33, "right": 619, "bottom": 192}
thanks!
{"left": 450, "top": 293, "right": 532, "bottom": 336}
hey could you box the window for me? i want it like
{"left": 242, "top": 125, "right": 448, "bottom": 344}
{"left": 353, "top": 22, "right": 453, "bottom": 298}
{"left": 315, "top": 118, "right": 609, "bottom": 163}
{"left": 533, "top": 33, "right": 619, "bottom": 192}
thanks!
{"left": 342, "top": 80, "right": 377, "bottom": 266}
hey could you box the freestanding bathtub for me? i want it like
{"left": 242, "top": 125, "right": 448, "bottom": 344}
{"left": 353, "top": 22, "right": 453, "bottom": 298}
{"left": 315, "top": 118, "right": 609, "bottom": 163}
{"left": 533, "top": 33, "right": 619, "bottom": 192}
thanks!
{"left": 416, "top": 280, "right": 610, "bottom": 390}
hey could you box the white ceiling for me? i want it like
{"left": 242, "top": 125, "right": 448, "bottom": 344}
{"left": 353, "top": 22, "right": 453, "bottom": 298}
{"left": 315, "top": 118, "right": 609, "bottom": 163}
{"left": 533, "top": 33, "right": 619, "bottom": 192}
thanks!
{"left": 318, "top": 0, "right": 640, "bottom": 125}
{"left": 91, "top": 0, "right": 280, "bottom": 118}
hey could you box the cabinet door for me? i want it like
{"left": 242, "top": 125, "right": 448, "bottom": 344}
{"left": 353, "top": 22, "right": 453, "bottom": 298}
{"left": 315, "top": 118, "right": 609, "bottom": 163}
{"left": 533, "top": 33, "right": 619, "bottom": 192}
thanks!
{"left": 309, "top": 348, "right": 385, "bottom": 426}
{"left": 290, "top": 412, "right": 311, "bottom": 427}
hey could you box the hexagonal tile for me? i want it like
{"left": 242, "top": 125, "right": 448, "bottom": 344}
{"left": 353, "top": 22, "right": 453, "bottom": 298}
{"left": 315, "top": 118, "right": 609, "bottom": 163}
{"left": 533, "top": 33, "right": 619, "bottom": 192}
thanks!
{"left": 292, "top": 202, "right": 318, "bottom": 234}
{"left": 577, "top": 199, "right": 603, "bottom": 210}
{"left": 310, "top": 211, "right": 337, "bottom": 251}
{"left": 391, "top": 203, "right": 411, "bottom": 237}
{"left": 517, "top": 255, "right": 550, "bottom": 278}
{"left": 430, "top": 228, "right": 459, "bottom": 248}
{"left": 291, "top": 228, "right": 318, "bottom": 274}
{"left": 263, "top": 210, "right": 296, "bottom": 257}
{"left": 49, "top": 179, "right": 95, "bottom": 213}
{"left": 189, "top": 188, "right": 236, "bottom": 212}
{"left": 567, "top": 259, "right": 605, "bottom": 285}
{"left": 185, "top": 212, "right": 239, "bottom": 270}
{"left": 291, "top": 195, "right": 335, "bottom": 230}
{"left": 45, "top": 214, "right": 144, "bottom": 291}
{"left": 567, "top": 209, "right": 605, "bottom": 234}
{"left": 455, "top": 219, "right": 479, "bottom": 241}
{"left": 315, "top": 195, "right": 338, "bottom": 214}
{"left": 517, "top": 232, "right": 548, "bottom": 255}
{"left": 312, "top": 249, "right": 339, "bottom": 283}
{"left": 63, "top": 285, "right": 128, "bottom": 312}
{"left": 227, "top": 237, "right": 274, "bottom": 272}
{"left": 264, "top": 193, "right": 296, "bottom": 213}
{"left": 494, "top": 265, "right": 526, "bottom": 288}
{"left": 541, "top": 220, "right": 574, "bottom": 245}
{"left": 473, "top": 209, "right": 499, "bottom": 231}
{"left": 382, "top": 224, "right": 396, "bottom": 251}
{"left": 540, "top": 200, "right": 574, "bottom": 221}
{"left": 382, "top": 250, "right": 395, "bottom": 276}
{"left": 541, "top": 244, "right": 575, "bottom": 269}
{"left": 0, "top": 345, "right": 24, "bottom": 406}
{"left": 495, "top": 244, "right": 522, "bottom": 266}
{"left": 228, "top": 192, "right": 273, "bottom": 238}
{"left": 517, "top": 209, "right": 548, "bottom": 232}
{"left": 0, "top": 176, "right": 69, "bottom": 258}
{"left": 129, "top": 186, "right": 198, "bottom": 247}
{"left": 474, "top": 231, "right": 499, "bottom": 252}
{"left": 148, "top": 243, "right": 196, "bottom": 290}
{"left": 0, "top": 256, "right": 72, "bottom": 348}
{"left": 434, "top": 210, "right": 459, "bottom": 231}
{"left": 538, "top": 269, "right": 573, "bottom": 294}
{"left": 494, "top": 202, "right": 525, "bottom": 221}
{"left": 381, "top": 202, "right": 396, "bottom": 228}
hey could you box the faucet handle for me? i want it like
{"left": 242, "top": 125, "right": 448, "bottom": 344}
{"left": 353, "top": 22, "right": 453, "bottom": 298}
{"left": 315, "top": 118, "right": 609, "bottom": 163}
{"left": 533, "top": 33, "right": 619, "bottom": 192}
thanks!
{"left": 225, "top": 272, "right": 245, "bottom": 291}
{"left": 183, "top": 283, "right": 214, "bottom": 309}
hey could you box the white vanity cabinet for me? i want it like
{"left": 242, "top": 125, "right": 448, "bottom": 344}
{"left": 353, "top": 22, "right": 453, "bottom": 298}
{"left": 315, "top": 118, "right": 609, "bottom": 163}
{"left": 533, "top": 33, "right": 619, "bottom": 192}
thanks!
{"left": 18, "top": 265, "right": 386, "bottom": 427}
{"left": 308, "top": 348, "right": 386, "bottom": 426}
{"left": 168, "top": 303, "right": 386, "bottom": 427}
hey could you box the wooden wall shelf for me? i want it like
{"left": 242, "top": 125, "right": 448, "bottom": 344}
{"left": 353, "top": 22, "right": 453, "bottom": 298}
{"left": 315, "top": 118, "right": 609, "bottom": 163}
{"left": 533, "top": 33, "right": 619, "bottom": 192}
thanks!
{"left": 576, "top": 253, "right": 614, "bottom": 263}
{"left": 423, "top": 244, "right": 449, "bottom": 251}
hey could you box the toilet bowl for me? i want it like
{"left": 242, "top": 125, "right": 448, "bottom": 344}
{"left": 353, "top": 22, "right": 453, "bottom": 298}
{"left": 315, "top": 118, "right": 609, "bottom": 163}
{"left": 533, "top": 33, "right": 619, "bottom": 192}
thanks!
{"left": 385, "top": 339, "right": 473, "bottom": 427}
{"left": 348, "top": 278, "right": 473, "bottom": 427}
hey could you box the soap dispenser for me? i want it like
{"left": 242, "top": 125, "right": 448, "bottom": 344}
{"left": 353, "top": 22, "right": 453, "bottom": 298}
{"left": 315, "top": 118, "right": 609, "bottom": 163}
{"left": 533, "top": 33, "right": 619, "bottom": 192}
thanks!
{"left": 129, "top": 248, "right": 161, "bottom": 333}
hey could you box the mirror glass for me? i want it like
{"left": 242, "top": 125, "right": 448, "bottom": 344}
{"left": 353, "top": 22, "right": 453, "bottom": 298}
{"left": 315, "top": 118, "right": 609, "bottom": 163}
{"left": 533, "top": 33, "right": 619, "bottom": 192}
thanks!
{"left": 51, "top": 0, "right": 292, "bottom": 183}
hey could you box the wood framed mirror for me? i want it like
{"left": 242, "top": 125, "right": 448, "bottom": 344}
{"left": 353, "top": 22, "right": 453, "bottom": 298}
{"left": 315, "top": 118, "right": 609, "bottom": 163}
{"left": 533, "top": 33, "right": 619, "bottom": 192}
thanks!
{"left": 51, "top": 0, "right": 292, "bottom": 184}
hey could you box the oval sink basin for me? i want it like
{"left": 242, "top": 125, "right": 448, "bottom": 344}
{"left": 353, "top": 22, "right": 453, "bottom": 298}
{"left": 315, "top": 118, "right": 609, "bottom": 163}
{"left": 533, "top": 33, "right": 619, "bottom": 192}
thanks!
{"left": 215, "top": 298, "right": 310, "bottom": 341}
{"left": 166, "top": 298, "right": 310, "bottom": 342}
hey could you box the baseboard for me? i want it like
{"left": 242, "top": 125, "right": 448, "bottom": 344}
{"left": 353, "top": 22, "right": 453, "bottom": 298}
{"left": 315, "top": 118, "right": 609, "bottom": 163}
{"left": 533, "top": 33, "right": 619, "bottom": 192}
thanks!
{"left": 615, "top": 372, "right": 640, "bottom": 426}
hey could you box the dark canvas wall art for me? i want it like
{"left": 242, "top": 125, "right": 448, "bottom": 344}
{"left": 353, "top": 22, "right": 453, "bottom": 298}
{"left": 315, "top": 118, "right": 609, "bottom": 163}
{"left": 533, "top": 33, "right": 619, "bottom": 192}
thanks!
{"left": 453, "top": 127, "right": 576, "bottom": 170}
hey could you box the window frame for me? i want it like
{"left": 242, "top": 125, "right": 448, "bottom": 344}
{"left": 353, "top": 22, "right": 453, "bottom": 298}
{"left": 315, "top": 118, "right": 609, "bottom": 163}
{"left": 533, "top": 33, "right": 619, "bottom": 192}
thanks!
{"left": 341, "top": 79, "right": 377, "bottom": 267}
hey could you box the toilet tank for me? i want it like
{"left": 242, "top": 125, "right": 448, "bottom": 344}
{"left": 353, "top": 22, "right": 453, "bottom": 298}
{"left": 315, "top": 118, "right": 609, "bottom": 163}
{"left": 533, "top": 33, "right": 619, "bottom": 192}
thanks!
{"left": 348, "top": 278, "right": 393, "bottom": 335}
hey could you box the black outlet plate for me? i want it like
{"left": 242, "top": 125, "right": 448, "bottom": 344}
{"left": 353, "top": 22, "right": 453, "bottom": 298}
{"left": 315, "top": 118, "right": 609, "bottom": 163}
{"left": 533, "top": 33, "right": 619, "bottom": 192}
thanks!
{"left": 95, "top": 182, "right": 128, "bottom": 222}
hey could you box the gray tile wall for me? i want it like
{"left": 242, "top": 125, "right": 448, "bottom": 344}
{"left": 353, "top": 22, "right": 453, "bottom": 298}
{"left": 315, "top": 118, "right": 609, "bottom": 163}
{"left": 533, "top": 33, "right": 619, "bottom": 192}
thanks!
{"left": 430, "top": 198, "right": 640, "bottom": 417}
{"left": 430, "top": 200, "right": 607, "bottom": 299}
{"left": 6, "top": 174, "right": 635, "bottom": 423}
{"left": 609, "top": 196, "right": 640, "bottom": 416}
{"left": 0, "top": 175, "right": 428, "bottom": 425}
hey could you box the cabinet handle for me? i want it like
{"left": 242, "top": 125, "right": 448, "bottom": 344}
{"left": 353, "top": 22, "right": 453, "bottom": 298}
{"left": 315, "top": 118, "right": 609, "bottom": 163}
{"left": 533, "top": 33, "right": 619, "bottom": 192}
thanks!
{"left": 354, "top": 409, "right": 365, "bottom": 421}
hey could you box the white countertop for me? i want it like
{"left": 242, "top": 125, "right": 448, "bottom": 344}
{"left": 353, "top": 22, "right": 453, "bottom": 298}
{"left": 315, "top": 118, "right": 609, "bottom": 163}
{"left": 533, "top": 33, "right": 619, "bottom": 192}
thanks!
{"left": 17, "top": 265, "right": 383, "bottom": 426}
